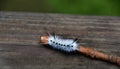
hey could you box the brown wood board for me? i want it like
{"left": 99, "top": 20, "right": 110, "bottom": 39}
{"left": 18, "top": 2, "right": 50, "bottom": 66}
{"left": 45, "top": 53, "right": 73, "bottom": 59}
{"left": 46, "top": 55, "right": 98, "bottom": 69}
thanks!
{"left": 0, "top": 11, "right": 120, "bottom": 69}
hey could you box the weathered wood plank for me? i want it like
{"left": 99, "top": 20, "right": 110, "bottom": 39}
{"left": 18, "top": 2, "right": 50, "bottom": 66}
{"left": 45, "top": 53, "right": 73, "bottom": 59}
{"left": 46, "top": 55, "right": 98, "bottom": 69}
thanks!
{"left": 0, "top": 11, "right": 120, "bottom": 69}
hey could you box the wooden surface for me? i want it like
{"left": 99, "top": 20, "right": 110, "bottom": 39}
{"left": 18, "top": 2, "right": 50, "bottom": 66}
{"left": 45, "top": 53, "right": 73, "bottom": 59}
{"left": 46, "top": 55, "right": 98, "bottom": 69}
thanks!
{"left": 0, "top": 11, "right": 120, "bottom": 69}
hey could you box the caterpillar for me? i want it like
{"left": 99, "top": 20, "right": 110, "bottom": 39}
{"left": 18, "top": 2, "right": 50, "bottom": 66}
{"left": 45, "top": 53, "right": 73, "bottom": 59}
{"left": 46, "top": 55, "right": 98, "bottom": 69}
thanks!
{"left": 40, "top": 34, "right": 120, "bottom": 65}
{"left": 47, "top": 35, "right": 78, "bottom": 52}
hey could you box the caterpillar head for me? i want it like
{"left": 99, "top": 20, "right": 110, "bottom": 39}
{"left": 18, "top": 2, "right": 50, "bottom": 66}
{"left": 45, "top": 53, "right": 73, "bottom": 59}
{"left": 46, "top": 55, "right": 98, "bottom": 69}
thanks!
{"left": 40, "top": 35, "right": 78, "bottom": 52}
{"left": 40, "top": 36, "right": 49, "bottom": 44}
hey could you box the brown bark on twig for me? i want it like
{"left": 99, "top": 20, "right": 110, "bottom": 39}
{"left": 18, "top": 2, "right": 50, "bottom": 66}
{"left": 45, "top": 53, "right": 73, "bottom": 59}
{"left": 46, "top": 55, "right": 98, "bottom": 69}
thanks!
{"left": 79, "top": 46, "right": 120, "bottom": 65}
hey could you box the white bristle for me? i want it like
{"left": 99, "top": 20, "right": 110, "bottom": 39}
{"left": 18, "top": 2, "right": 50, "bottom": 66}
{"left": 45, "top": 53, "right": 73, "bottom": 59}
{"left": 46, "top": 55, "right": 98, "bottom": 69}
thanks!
{"left": 48, "top": 35, "right": 78, "bottom": 52}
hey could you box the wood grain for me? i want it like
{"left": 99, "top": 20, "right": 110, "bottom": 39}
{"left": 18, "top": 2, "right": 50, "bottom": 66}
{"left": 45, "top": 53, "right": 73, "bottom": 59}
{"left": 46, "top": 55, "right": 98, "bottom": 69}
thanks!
{"left": 0, "top": 11, "right": 120, "bottom": 69}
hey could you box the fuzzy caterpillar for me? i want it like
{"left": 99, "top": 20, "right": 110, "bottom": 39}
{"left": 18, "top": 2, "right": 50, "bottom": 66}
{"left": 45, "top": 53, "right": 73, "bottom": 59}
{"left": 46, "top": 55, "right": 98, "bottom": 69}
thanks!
{"left": 47, "top": 35, "right": 78, "bottom": 52}
{"left": 40, "top": 34, "right": 120, "bottom": 65}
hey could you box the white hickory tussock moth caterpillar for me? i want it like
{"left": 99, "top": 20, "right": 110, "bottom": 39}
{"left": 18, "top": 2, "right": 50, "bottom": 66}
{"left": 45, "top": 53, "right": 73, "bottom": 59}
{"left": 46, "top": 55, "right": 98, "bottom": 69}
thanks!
{"left": 47, "top": 35, "right": 78, "bottom": 52}
{"left": 40, "top": 33, "right": 79, "bottom": 52}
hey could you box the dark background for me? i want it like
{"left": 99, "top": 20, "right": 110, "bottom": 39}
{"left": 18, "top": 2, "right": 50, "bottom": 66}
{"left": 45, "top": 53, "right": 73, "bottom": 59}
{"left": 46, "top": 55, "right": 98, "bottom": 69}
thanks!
{"left": 0, "top": 0, "right": 120, "bottom": 16}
